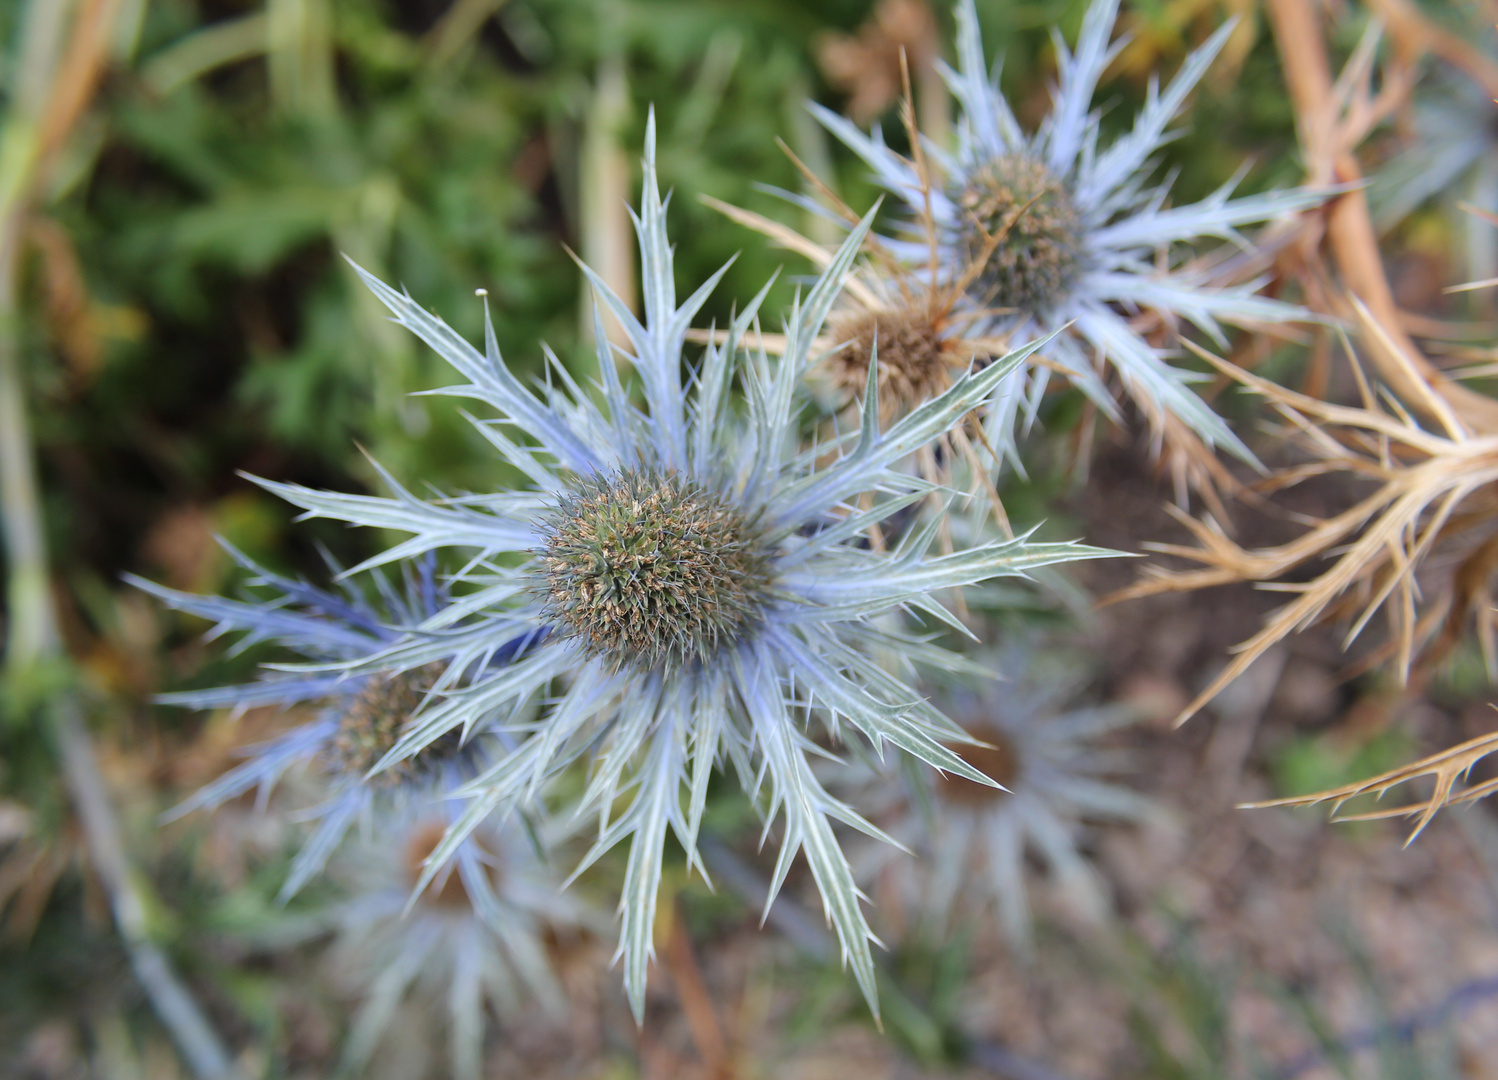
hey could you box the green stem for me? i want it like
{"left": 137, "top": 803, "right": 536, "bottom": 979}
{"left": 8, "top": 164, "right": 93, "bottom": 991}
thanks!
{"left": 0, "top": 215, "right": 55, "bottom": 671}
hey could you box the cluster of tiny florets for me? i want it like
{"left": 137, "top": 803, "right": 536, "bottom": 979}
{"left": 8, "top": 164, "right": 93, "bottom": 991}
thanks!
{"left": 953, "top": 153, "right": 1084, "bottom": 315}
{"left": 827, "top": 306, "right": 959, "bottom": 417}
{"left": 537, "top": 468, "right": 776, "bottom": 672}
{"left": 321, "top": 663, "right": 454, "bottom": 787}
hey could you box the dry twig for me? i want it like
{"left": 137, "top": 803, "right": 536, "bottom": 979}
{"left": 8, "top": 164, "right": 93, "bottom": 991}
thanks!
{"left": 1243, "top": 730, "right": 1498, "bottom": 841}
{"left": 1111, "top": 315, "right": 1498, "bottom": 726}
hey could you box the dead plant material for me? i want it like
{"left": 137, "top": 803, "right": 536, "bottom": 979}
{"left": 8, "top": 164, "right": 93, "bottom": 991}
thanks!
{"left": 1109, "top": 313, "right": 1498, "bottom": 726}
{"left": 1242, "top": 730, "right": 1498, "bottom": 842}
{"left": 1266, "top": 0, "right": 1498, "bottom": 432}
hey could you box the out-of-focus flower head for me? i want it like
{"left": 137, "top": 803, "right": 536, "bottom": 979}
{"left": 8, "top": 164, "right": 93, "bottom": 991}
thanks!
{"left": 812, "top": 0, "right": 1329, "bottom": 469}
{"left": 326, "top": 813, "right": 587, "bottom": 1080}
{"left": 850, "top": 647, "right": 1151, "bottom": 951}
{"left": 1368, "top": 2, "right": 1498, "bottom": 288}
{"left": 249, "top": 118, "right": 1119, "bottom": 1020}
{"left": 132, "top": 550, "right": 523, "bottom": 902}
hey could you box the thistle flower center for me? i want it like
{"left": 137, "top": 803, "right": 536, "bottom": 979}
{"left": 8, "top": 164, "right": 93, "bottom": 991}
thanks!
{"left": 937, "top": 732, "right": 1021, "bottom": 807}
{"left": 538, "top": 469, "right": 775, "bottom": 672}
{"left": 826, "top": 306, "right": 956, "bottom": 416}
{"left": 404, "top": 822, "right": 500, "bottom": 909}
{"left": 954, "top": 154, "right": 1083, "bottom": 315}
{"left": 322, "top": 663, "right": 453, "bottom": 786}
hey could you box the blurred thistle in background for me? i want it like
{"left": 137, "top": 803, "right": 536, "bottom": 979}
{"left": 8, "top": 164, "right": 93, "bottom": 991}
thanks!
{"left": 850, "top": 647, "right": 1153, "bottom": 953}
{"left": 128, "top": 551, "right": 525, "bottom": 903}
{"left": 1366, "top": 0, "right": 1498, "bottom": 292}
{"left": 811, "top": 0, "right": 1329, "bottom": 485}
{"left": 323, "top": 814, "right": 586, "bottom": 1080}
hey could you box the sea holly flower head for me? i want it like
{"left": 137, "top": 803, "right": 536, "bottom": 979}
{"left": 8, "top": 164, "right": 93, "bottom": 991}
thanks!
{"left": 848, "top": 647, "right": 1153, "bottom": 951}
{"left": 327, "top": 813, "right": 587, "bottom": 1080}
{"left": 248, "top": 115, "right": 1119, "bottom": 1022}
{"left": 131, "top": 551, "right": 506, "bottom": 902}
{"left": 812, "top": 0, "right": 1332, "bottom": 466}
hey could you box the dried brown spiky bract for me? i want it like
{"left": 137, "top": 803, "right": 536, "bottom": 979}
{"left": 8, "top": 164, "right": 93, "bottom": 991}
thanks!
{"left": 1113, "top": 306, "right": 1498, "bottom": 727}
{"left": 824, "top": 303, "right": 964, "bottom": 421}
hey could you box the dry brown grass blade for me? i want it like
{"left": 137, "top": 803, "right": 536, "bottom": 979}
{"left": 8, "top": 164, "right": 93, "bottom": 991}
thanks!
{"left": 1241, "top": 730, "right": 1498, "bottom": 842}
{"left": 698, "top": 195, "right": 885, "bottom": 312}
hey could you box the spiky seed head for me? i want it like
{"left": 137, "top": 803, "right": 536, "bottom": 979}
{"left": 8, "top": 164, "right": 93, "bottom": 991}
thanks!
{"left": 403, "top": 821, "right": 498, "bottom": 908}
{"left": 937, "top": 732, "right": 1021, "bottom": 807}
{"left": 955, "top": 153, "right": 1084, "bottom": 315}
{"left": 321, "top": 663, "right": 453, "bottom": 786}
{"left": 537, "top": 468, "right": 775, "bottom": 673}
{"left": 825, "top": 305, "right": 960, "bottom": 418}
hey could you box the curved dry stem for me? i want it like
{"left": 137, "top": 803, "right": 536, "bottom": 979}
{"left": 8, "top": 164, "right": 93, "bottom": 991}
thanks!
{"left": 1241, "top": 729, "right": 1498, "bottom": 843}
{"left": 1267, "top": 0, "right": 1498, "bottom": 434}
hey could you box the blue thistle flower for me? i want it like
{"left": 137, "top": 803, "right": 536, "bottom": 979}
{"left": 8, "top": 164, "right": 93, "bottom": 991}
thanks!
{"left": 234, "top": 116, "right": 1119, "bottom": 1021}
{"left": 131, "top": 550, "right": 524, "bottom": 902}
{"left": 811, "top": 0, "right": 1332, "bottom": 464}
{"left": 327, "top": 812, "right": 589, "bottom": 1080}
{"left": 849, "top": 647, "right": 1153, "bottom": 952}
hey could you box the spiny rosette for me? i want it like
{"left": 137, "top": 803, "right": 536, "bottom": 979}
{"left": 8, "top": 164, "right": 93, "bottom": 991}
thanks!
{"left": 537, "top": 468, "right": 775, "bottom": 672}
{"left": 234, "top": 118, "right": 1121, "bottom": 1024}
{"left": 955, "top": 153, "right": 1084, "bottom": 315}
{"left": 811, "top": 0, "right": 1333, "bottom": 464}
{"left": 840, "top": 647, "right": 1153, "bottom": 950}
{"left": 326, "top": 814, "right": 583, "bottom": 1080}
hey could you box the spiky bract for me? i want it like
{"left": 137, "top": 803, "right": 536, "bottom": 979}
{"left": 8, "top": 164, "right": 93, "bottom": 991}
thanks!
{"left": 131, "top": 554, "right": 495, "bottom": 902}
{"left": 249, "top": 117, "right": 1119, "bottom": 1021}
{"left": 538, "top": 468, "right": 774, "bottom": 672}
{"left": 955, "top": 153, "right": 1084, "bottom": 315}
{"left": 813, "top": 0, "right": 1331, "bottom": 464}
{"left": 934, "top": 733, "right": 1021, "bottom": 806}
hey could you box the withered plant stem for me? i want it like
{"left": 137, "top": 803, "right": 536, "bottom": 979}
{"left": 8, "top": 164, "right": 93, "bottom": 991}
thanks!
{"left": 1266, "top": 0, "right": 1498, "bottom": 434}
